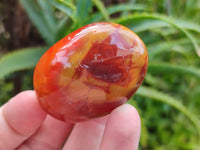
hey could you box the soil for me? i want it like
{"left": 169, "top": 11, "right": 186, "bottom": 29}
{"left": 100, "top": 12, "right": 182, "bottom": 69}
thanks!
{"left": 0, "top": 0, "right": 44, "bottom": 53}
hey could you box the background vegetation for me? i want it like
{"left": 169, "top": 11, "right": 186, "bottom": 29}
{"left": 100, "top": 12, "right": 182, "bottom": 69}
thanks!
{"left": 0, "top": 0, "right": 200, "bottom": 149}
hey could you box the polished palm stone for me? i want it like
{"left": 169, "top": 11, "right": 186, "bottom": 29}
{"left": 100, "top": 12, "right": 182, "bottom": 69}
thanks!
{"left": 33, "top": 22, "right": 148, "bottom": 123}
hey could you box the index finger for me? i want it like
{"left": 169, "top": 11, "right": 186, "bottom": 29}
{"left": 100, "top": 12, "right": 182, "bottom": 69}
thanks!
{"left": 0, "top": 91, "right": 47, "bottom": 150}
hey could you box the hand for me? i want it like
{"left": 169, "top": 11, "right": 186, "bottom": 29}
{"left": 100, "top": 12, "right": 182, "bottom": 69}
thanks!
{"left": 0, "top": 91, "right": 141, "bottom": 150}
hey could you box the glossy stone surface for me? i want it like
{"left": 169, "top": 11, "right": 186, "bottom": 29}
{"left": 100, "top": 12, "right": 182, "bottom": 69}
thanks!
{"left": 33, "top": 22, "right": 148, "bottom": 122}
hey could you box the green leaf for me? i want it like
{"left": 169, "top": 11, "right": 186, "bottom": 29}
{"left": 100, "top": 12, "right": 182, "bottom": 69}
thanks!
{"left": 20, "top": 0, "right": 55, "bottom": 44}
{"left": 128, "top": 99, "right": 148, "bottom": 147}
{"left": 0, "top": 47, "right": 48, "bottom": 80}
{"left": 76, "top": 0, "right": 92, "bottom": 26}
{"left": 129, "top": 20, "right": 169, "bottom": 33}
{"left": 136, "top": 86, "right": 200, "bottom": 142}
{"left": 144, "top": 73, "right": 169, "bottom": 90}
{"left": 92, "top": 0, "right": 110, "bottom": 21}
{"left": 176, "top": 20, "right": 200, "bottom": 33}
{"left": 148, "top": 38, "right": 192, "bottom": 60}
{"left": 49, "top": 0, "right": 76, "bottom": 22}
{"left": 86, "top": 4, "right": 145, "bottom": 23}
{"left": 127, "top": 19, "right": 200, "bottom": 34}
{"left": 108, "top": 3, "right": 145, "bottom": 15}
{"left": 148, "top": 63, "right": 200, "bottom": 80}
{"left": 55, "top": 16, "right": 70, "bottom": 41}
{"left": 37, "top": 0, "right": 57, "bottom": 33}
{"left": 114, "top": 14, "right": 200, "bottom": 56}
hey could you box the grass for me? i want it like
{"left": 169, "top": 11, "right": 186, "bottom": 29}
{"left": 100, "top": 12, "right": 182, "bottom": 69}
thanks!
{"left": 0, "top": 0, "right": 200, "bottom": 149}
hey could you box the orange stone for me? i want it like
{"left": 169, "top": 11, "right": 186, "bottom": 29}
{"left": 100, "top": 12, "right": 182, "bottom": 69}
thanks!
{"left": 33, "top": 22, "right": 148, "bottom": 122}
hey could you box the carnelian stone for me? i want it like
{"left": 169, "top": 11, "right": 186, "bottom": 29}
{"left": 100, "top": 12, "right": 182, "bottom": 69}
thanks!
{"left": 33, "top": 22, "right": 148, "bottom": 122}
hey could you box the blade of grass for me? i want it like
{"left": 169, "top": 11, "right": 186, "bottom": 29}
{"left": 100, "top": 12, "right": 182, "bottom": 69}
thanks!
{"left": 92, "top": 0, "right": 110, "bottom": 21}
{"left": 135, "top": 86, "right": 200, "bottom": 142}
{"left": 123, "top": 18, "right": 200, "bottom": 34}
{"left": 55, "top": 16, "right": 69, "bottom": 41}
{"left": 108, "top": 4, "right": 145, "bottom": 14}
{"left": 129, "top": 20, "right": 169, "bottom": 33}
{"left": 37, "top": 0, "right": 57, "bottom": 33}
{"left": 176, "top": 20, "right": 200, "bottom": 33}
{"left": 86, "top": 3, "right": 145, "bottom": 23}
{"left": 148, "top": 38, "right": 192, "bottom": 60}
{"left": 128, "top": 99, "right": 148, "bottom": 147}
{"left": 148, "top": 63, "right": 200, "bottom": 80}
{"left": 76, "top": 0, "right": 92, "bottom": 26}
{"left": 0, "top": 47, "right": 48, "bottom": 80}
{"left": 49, "top": 0, "right": 76, "bottom": 22}
{"left": 144, "top": 73, "right": 169, "bottom": 90}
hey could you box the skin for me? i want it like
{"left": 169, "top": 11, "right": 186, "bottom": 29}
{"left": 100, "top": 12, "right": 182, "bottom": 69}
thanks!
{"left": 0, "top": 90, "right": 141, "bottom": 150}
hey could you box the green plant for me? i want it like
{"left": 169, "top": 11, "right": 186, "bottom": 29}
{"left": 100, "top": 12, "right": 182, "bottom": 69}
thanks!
{"left": 0, "top": 0, "right": 200, "bottom": 149}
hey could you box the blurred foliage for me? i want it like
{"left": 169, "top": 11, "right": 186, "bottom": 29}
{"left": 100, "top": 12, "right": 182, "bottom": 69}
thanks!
{"left": 0, "top": 0, "right": 200, "bottom": 149}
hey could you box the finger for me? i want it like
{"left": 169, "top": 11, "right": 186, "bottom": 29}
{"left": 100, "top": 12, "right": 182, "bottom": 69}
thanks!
{"left": 63, "top": 116, "right": 108, "bottom": 150}
{"left": 99, "top": 104, "right": 141, "bottom": 150}
{"left": 0, "top": 91, "right": 47, "bottom": 150}
{"left": 17, "top": 115, "right": 73, "bottom": 150}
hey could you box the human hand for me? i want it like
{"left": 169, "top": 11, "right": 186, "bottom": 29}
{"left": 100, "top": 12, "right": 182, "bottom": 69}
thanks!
{"left": 0, "top": 91, "right": 141, "bottom": 150}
